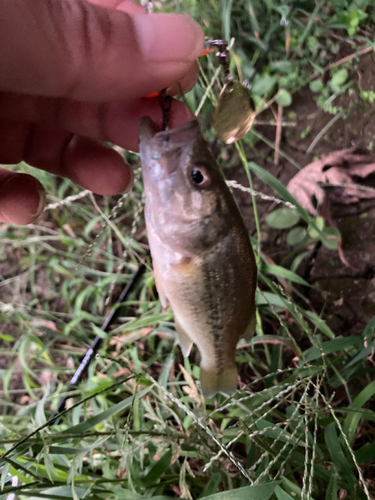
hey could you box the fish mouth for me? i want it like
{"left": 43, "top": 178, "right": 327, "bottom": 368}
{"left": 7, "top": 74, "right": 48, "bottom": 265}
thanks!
{"left": 140, "top": 117, "right": 200, "bottom": 152}
{"left": 139, "top": 117, "right": 201, "bottom": 177}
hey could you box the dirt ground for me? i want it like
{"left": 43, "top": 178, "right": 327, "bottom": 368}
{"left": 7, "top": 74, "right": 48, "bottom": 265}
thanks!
{"left": 233, "top": 50, "right": 375, "bottom": 339}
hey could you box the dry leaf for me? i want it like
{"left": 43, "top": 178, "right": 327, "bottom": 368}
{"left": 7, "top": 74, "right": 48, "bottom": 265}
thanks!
{"left": 287, "top": 145, "right": 375, "bottom": 223}
{"left": 179, "top": 364, "right": 203, "bottom": 405}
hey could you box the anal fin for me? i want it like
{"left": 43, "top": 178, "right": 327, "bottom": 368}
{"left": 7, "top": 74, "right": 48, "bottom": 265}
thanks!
{"left": 174, "top": 317, "right": 193, "bottom": 357}
{"left": 242, "top": 312, "right": 257, "bottom": 342}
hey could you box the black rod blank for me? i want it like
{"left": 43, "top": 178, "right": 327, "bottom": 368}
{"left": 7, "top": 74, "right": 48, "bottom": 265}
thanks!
{"left": 49, "top": 263, "right": 146, "bottom": 422}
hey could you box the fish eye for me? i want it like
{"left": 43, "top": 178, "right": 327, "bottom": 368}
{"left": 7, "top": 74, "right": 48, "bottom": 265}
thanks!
{"left": 189, "top": 165, "right": 211, "bottom": 189}
{"left": 191, "top": 169, "right": 204, "bottom": 183}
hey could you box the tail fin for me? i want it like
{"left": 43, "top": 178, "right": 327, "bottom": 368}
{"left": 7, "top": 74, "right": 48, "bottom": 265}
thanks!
{"left": 200, "top": 366, "right": 238, "bottom": 398}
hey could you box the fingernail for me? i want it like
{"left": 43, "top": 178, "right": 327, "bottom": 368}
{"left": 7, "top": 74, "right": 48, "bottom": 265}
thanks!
{"left": 133, "top": 14, "right": 204, "bottom": 63}
{"left": 0, "top": 175, "right": 46, "bottom": 225}
{"left": 121, "top": 167, "right": 134, "bottom": 195}
{"left": 30, "top": 186, "right": 46, "bottom": 223}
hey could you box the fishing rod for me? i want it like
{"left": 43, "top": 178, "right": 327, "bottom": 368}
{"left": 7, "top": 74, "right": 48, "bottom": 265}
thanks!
{"left": 48, "top": 262, "right": 147, "bottom": 424}
{"left": 3, "top": 261, "right": 147, "bottom": 495}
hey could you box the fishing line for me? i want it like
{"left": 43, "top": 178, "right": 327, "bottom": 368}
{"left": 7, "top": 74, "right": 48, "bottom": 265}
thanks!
{"left": 160, "top": 89, "right": 173, "bottom": 131}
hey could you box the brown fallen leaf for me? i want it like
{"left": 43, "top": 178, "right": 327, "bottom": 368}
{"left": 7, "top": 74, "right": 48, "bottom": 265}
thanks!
{"left": 287, "top": 145, "right": 375, "bottom": 267}
{"left": 287, "top": 145, "right": 375, "bottom": 223}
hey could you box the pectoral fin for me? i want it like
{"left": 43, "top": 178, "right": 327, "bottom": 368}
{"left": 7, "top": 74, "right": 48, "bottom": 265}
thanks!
{"left": 174, "top": 317, "right": 193, "bottom": 357}
{"left": 153, "top": 260, "right": 168, "bottom": 308}
{"left": 242, "top": 312, "right": 256, "bottom": 342}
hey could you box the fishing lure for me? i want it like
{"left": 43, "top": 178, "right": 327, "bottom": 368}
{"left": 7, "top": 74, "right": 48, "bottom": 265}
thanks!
{"left": 211, "top": 39, "right": 255, "bottom": 144}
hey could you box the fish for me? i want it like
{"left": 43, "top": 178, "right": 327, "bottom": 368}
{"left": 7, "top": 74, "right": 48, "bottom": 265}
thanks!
{"left": 139, "top": 117, "right": 257, "bottom": 398}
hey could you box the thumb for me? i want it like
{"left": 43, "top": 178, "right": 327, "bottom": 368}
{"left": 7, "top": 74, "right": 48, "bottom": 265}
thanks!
{"left": 0, "top": 0, "right": 204, "bottom": 101}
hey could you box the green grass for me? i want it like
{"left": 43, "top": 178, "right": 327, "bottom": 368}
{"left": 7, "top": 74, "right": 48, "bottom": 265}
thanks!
{"left": 1, "top": 0, "right": 375, "bottom": 499}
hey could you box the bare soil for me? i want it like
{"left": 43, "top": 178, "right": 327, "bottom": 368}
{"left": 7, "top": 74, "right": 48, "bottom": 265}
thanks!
{"left": 233, "top": 50, "right": 375, "bottom": 339}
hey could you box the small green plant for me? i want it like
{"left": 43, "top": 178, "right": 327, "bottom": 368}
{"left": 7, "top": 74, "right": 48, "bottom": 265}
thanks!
{"left": 265, "top": 210, "right": 342, "bottom": 251}
{"left": 1, "top": 0, "right": 375, "bottom": 499}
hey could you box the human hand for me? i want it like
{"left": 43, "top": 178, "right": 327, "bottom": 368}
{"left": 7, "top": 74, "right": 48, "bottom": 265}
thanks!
{"left": 0, "top": 0, "right": 204, "bottom": 224}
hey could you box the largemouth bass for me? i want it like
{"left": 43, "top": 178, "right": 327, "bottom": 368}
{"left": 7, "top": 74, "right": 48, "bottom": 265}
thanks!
{"left": 139, "top": 117, "right": 257, "bottom": 398}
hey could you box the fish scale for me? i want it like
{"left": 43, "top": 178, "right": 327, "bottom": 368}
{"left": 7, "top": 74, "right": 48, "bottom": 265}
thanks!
{"left": 139, "top": 117, "right": 257, "bottom": 398}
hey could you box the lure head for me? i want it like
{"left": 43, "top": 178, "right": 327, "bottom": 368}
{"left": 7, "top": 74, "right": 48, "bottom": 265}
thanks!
{"left": 139, "top": 117, "right": 236, "bottom": 255}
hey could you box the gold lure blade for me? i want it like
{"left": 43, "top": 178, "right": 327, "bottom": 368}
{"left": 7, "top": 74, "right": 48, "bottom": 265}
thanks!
{"left": 213, "top": 81, "right": 255, "bottom": 144}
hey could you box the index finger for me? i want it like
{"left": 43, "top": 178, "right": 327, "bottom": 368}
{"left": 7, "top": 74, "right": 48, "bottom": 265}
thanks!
{"left": 0, "top": 0, "right": 204, "bottom": 101}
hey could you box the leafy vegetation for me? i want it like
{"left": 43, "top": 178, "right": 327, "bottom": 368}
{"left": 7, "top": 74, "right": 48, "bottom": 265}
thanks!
{"left": 1, "top": 0, "right": 375, "bottom": 499}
